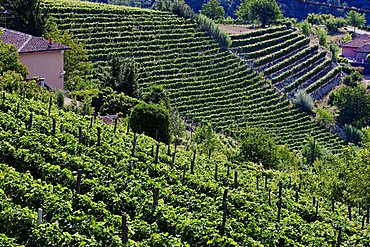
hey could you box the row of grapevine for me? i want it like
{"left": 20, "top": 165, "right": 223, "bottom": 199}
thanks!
{"left": 0, "top": 84, "right": 368, "bottom": 245}
{"left": 42, "top": 0, "right": 344, "bottom": 151}
{"left": 231, "top": 28, "right": 343, "bottom": 100}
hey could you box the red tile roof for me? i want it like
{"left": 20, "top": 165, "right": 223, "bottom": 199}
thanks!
{"left": 0, "top": 27, "right": 69, "bottom": 53}
{"left": 355, "top": 44, "right": 370, "bottom": 53}
{"left": 341, "top": 34, "right": 370, "bottom": 48}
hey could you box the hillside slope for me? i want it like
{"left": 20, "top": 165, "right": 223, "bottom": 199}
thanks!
{"left": 0, "top": 77, "right": 369, "bottom": 246}
{"left": 230, "top": 27, "right": 343, "bottom": 100}
{"left": 42, "top": 0, "right": 344, "bottom": 151}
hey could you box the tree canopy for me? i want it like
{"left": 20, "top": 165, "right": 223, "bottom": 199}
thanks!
{"left": 200, "top": 0, "right": 225, "bottom": 21}
{"left": 346, "top": 10, "right": 366, "bottom": 32}
{"left": 236, "top": 0, "right": 282, "bottom": 27}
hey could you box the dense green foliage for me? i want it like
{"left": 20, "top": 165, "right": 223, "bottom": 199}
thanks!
{"left": 0, "top": 39, "right": 27, "bottom": 77}
{"left": 3, "top": 0, "right": 50, "bottom": 36}
{"left": 40, "top": 0, "right": 345, "bottom": 151}
{"left": 346, "top": 10, "right": 366, "bottom": 32}
{"left": 330, "top": 85, "right": 370, "bottom": 128}
{"left": 236, "top": 0, "right": 282, "bottom": 27}
{"left": 0, "top": 23, "right": 370, "bottom": 246}
{"left": 200, "top": 0, "right": 225, "bottom": 21}
{"left": 129, "top": 103, "right": 171, "bottom": 143}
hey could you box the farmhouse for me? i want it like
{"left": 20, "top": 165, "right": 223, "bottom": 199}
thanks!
{"left": 341, "top": 34, "right": 370, "bottom": 64}
{"left": 0, "top": 27, "right": 69, "bottom": 90}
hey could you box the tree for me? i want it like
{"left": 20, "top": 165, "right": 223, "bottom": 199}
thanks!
{"left": 108, "top": 57, "right": 140, "bottom": 98}
{"left": 201, "top": 0, "right": 225, "bottom": 21}
{"left": 299, "top": 20, "right": 311, "bottom": 37}
{"left": 237, "top": 128, "right": 280, "bottom": 169}
{"left": 236, "top": 0, "right": 282, "bottom": 27}
{"left": 316, "top": 108, "right": 335, "bottom": 130}
{"left": 129, "top": 103, "right": 171, "bottom": 144}
{"left": 346, "top": 10, "right": 365, "bottom": 33}
{"left": 328, "top": 41, "right": 340, "bottom": 61}
{"left": 292, "top": 90, "right": 314, "bottom": 113}
{"left": 315, "top": 26, "right": 328, "bottom": 46}
{"left": 330, "top": 85, "right": 370, "bottom": 128}
{"left": 144, "top": 84, "right": 170, "bottom": 108}
{"left": 0, "top": 38, "right": 27, "bottom": 76}
{"left": 193, "top": 122, "right": 220, "bottom": 159}
{"left": 45, "top": 30, "right": 93, "bottom": 91}
{"left": 8, "top": 0, "right": 51, "bottom": 36}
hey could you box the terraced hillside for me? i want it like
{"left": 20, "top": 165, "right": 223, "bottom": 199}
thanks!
{"left": 230, "top": 27, "right": 343, "bottom": 100}
{"left": 42, "top": 0, "right": 344, "bottom": 150}
{"left": 0, "top": 80, "right": 369, "bottom": 246}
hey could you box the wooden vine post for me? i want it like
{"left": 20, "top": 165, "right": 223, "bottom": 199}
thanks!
{"left": 265, "top": 174, "right": 268, "bottom": 190}
{"left": 78, "top": 126, "right": 82, "bottom": 144}
{"left": 37, "top": 208, "right": 43, "bottom": 225}
{"left": 348, "top": 205, "right": 352, "bottom": 220}
{"left": 277, "top": 181, "right": 282, "bottom": 222}
{"left": 154, "top": 143, "right": 160, "bottom": 165}
{"left": 153, "top": 188, "right": 160, "bottom": 207}
{"left": 315, "top": 200, "right": 319, "bottom": 219}
{"left": 97, "top": 127, "right": 101, "bottom": 146}
{"left": 312, "top": 196, "right": 316, "bottom": 207}
{"left": 52, "top": 118, "right": 56, "bottom": 135}
{"left": 220, "top": 188, "right": 228, "bottom": 236}
{"left": 234, "top": 171, "right": 238, "bottom": 189}
{"left": 76, "top": 169, "right": 82, "bottom": 194}
{"left": 367, "top": 206, "right": 369, "bottom": 224}
{"left": 28, "top": 113, "right": 33, "bottom": 130}
{"left": 89, "top": 116, "right": 93, "bottom": 129}
{"left": 48, "top": 96, "right": 52, "bottom": 116}
{"left": 227, "top": 164, "right": 230, "bottom": 177}
{"left": 190, "top": 160, "right": 194, "bottom": 174}
{"left": 268, "top": 189, "right": 271, "bottom": 206}
{"left": 171, "top": 152, "right": 175, "bottom": 169}
{"left": 122, "top": 214, "right": 129, "bottom": 244}
{"left": 332, "top": 198, "right": 335, "bottom": 213}
{"left": 131, "top": 133, "right": 137, "bottom": 157}
{"left": 337, "top": 226, "right": 342, "bottom": 247}
{"left": 114, "top": 117, "right": 118, "bottom": 134}
{"left": 129, "top": 161, "right": 133, "bottom": 172}
{"left": 295, "top": 190, "right": 299, "bottom": 203}
{"left": 256, "top": 175, "right": 259, "bottom": 190}
{"left": 215, "top": 164, "right": 218, "bottom": 181}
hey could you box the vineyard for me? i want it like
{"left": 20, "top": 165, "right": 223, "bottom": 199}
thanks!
{"left": 39, "top": 0, "right": 346, "bottom": 151}
{"left": 230, "top": 27, "right": 343, "bottom": 100}
{"left": 0, "top": 77, "right": 369, "bottom": 246}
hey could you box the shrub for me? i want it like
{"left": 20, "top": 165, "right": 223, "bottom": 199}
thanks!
{"left": 236, "top": 128, "right": 280, "bottom": 169}
{"left": 56, "top": 91, "right": 65, "bottom": 109}
{"left": 344, "top": 124, "right": 363, "bottom": 145}
{"left": 196, "top": 14, "right": 231, "bottom": 48}
{"left": 129, "top": 103, "right": 171, "bottom": 144}
{"left": 299, "top": 20, "right": 311, "bottom": 37}
{"left": 69, "top": 89, "right": 99, "bottom": 102}
{"left": 315, "top": 27, "right": 328, "bottom": 46}
{"left": 316, "top": 108, "right": 335, "bottom": 129}
{"left": 292, "top": 90, "right": 314, "bottom": 113}
{"left": 101, "top": 93, "right": 141, "bottom": 116}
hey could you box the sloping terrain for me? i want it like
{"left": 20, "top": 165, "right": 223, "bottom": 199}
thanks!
{"left": 41, "top": 0, "right": 344, "bottom": 151}
{"left": 230, "top": 27, "right": 343, "bottom": 100}
{"left": 0, "top": 78, "right": 369, "bottom": 246}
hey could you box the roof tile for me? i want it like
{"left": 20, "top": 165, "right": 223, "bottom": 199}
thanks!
{"left": 0, "top": 27, "right": 69, "bottom": 53}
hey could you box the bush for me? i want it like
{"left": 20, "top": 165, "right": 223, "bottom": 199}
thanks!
{"left": 236, "top": 128, "right": 280, "bottom": 169}
{"left": 344, "top": 124, "right": 363, "bottom": 145}
{"left": 129, "top": 103, "right": 171, "bottom": 144}
{"left": 56, "top": 91, "right": 64, "bottom": 109}
{"left": 196, "top": 14, "right": 231, "bottom": 48}
{"left": 301, "top": 137, "right": 327, "bottom": 165}
{"left": 292, "top": 90, "right": 314, "bottom": 113}
{"left": 101, "top": 93, "right": 141, "bottom": 116}
{"left": 299, "top": 20, "right": 311, "bottom": 36}
{"left": 69, "top": 89, "right": 99, "bottom": 102}
{"left": 315, "top": 27, "right": 328, "bottom": 46}
{"left": 316, "top": 108, "right": 335, "bottom": 129}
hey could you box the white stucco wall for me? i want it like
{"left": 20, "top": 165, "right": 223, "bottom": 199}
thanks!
{"left": 19, "top": 50, "right": 65, "bottom": 90}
